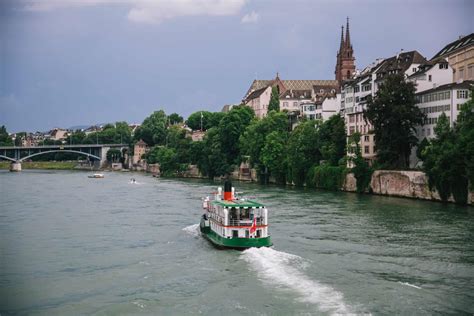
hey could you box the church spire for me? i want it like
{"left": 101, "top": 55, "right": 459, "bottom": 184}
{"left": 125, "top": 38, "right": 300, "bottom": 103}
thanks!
{"left": 345, "top": 16, "right": 351, "bottom": 48}
{"left": 339, "top": 25, "right": 344, "bottom": 51}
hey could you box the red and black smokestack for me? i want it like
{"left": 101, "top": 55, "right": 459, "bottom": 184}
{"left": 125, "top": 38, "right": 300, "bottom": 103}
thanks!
{"left": 224, "top": 180, "right": 232, "bottom": 201}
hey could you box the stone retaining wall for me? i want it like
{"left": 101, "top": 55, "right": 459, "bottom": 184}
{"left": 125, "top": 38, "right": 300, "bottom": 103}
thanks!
{"left": 343, "top": 170, "right": 473, "bottom": 205}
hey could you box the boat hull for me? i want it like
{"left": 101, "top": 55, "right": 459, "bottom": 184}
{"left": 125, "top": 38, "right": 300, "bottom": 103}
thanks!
{"left": 200, "top": 225, "right": 272, "bottom": 249}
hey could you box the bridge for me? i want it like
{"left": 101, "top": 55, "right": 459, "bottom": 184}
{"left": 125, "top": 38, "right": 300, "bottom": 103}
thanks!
{"left": 0, "top": 144, "right": 128, "bottom": 171}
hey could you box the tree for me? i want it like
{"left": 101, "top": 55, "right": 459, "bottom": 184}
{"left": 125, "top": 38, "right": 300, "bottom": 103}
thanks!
{"left": 456, "top": 89, "right": 474, "bottom": 190}
{"left": 197, "top": 127, "right": 231, "bottom": 179}
{"left": 218, "top": 105, "right": 254, "bottom": 165}
{"left": 106, "top": 148, "right": 122, "bottom": 163}
{"left": 239, "top": 111, "right": 288, "bottom": 181}
{"left": 134, "top": 110, "right": 168, "bottom": 146}
{"left": 364, "top": 73, "right": 424, "bottom": 169}
{"left": 168, "top": 113, "right": 183, "bottom": 125}
{"left": 348, "top": 132, "right": 373, "bottom": 193}
{"left": 318, "top": 114, "right": 346, "bottom": 165}
{"left": 146, "top": 146, "right": 185, "bottom": 176}
{"left": 268, "top": 86, "right": 280, "bottom": 112}
{"left": 0, "top": 126, "right": 13, "bottom": 146}
{"left": 261, "top": 131, "right": 288, "bottom": 184}
{"left": 287, "top": 120, "right": 321, "bottom": 186}
{"left": 422, "top": 90, "right": 474, "bottom": 204}
{"left": 186, "top": 111, "right": 226, "bottom": 131}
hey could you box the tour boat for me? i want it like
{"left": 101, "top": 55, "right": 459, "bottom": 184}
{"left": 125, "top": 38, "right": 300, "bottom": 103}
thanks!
{"left": 88, "top": 173, "right": 104, "bottom": 178}
{"left": 199, "top": 181, "right": 272, "bottom": 249}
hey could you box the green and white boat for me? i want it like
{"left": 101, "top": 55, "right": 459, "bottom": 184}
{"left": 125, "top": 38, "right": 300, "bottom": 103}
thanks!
{"left": 199, "top": 181, "right": 272, "bottom": 249}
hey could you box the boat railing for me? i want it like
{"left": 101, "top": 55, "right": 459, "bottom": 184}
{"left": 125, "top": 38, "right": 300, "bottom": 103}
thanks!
{"left": 228, "top": 218, "right": 264, "bottom": 226}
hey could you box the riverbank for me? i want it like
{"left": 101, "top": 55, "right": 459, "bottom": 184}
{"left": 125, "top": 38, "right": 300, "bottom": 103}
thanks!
{"left": 0, "top": 161, "right": 78, "bottom": 170}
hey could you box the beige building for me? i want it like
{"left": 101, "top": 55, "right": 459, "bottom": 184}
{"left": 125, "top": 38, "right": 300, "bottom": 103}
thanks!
{"left": 243, "top": 74, "right": 338, "bottom": 118}
{"left": 432, "top": 33, "right": 474, "bottom": 82}
{"left": 133, "top": 139, "right": 148, "bottom": 164}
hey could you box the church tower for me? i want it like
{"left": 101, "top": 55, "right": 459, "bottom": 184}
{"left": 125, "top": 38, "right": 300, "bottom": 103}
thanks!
{"left": 335, "top": 17, "right": 356, "bottom": 84}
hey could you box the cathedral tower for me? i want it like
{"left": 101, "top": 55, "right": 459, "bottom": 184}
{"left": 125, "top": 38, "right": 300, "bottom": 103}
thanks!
{"left": 335, "top": 17, "right": 356, "bottom": 84}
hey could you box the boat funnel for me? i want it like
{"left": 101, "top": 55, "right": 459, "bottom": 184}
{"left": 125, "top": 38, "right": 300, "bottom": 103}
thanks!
{"left": 224, "top": 180, "right": 233, "bottom": 201}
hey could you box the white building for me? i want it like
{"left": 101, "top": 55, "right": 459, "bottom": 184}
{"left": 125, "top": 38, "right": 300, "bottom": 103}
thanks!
{"left": 408, "top": 58, "right": 452, "bottom": 93}
{"left": 342, "top": 50, "right": 428, "bottom": 164}
{"left": 415, "top": 81, "right": 473, "bottom": 139}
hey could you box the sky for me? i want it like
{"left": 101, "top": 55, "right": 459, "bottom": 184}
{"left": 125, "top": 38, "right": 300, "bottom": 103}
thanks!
{"left": 0, "top": 0, "right": 473, "bottom": 132}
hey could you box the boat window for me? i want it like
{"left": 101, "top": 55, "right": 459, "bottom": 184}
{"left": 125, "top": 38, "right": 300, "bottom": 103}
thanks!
{"left": 230, "top": 207, "right": 238, "bottom": 219}
{"left": 256, "top": 229, "right": 261, "bottom": 238}
{"left": 232, "top": 230, "right": 238, "bottom": 238}
{"left": 245, "top": 230, "right": 249, "bottom": 238}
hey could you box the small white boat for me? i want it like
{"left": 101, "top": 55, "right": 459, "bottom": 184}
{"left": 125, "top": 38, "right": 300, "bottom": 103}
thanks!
{"left": 88, "top": 173, "right": 104, "bottom": 178}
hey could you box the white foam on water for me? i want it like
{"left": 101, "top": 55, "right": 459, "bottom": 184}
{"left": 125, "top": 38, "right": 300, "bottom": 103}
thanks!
{"left": 183, "top": 224, "right": 200, "bottom": 237}
{"left": 398, "top": 281, "right": 421, "bottom": 289}
{"left": 241, "top": 247, "right": 353, "bottom": 315}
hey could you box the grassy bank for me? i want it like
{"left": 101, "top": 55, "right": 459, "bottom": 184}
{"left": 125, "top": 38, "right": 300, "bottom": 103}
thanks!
{"left": 0, "top": 161, "right": 78, "bottom": 170}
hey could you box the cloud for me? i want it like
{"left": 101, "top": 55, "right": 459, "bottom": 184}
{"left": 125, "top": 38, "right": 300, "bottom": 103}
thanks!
{"left": 21, "top": 0, "right": 248, "bottom": 24}
{"left": 22, "top": 0, "right": 112, "bottom": 12}
{"left": 241, "top": 11, "right": 259, "bottom": 24}
{"left": 127, "top": 0, "right": 247, "bottom": 24}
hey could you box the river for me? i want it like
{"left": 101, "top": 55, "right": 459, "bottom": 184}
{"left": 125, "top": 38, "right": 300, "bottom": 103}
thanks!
{"left": 1, "top": 170, "right": 473, "bottom": 315}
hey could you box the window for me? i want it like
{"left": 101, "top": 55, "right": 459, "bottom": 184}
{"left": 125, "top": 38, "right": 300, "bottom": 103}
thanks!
{"left": 427, "top": 128, "right": 431, "bottom": 136}
{"left": 457, "top": 90, "right": 468, "bottom": 99}
{"left": 364, "top": 135, "right": 369, "bottom": 142}
{"left": 354, "top": 86, "right": 360, "bottom": 93}
{"left": 364, "top": 146, "right": 369, "bottom": 154}
{"left": 428, "top": 75, "right": 432, "bottom": 82}
{"left": 293, "top": 102, "right": 298, "bottom": 107}
{"left": 283, "top": 102, "right": 288, "bottom": 107}
{"left": 468, "top": 64, "right": 474, "bottom": 79}
{"left": 349, "top": 115, "right": 355, "bottom": 123}
{"left": 412, "top": 67, "right": 417, "bottom": 72}
{"left": 458, "top": 67, "right": 464, "bottom": 80}
{"left": 232, "top": 230, "right": 238, "bottom": 238}
{"left": 349, "top": 126, "right": 355, "bottom": 135}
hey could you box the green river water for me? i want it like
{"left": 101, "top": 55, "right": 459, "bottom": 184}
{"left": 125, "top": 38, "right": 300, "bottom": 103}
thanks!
{"left": 0, "top": 170, "right": 473, "bottom": 315}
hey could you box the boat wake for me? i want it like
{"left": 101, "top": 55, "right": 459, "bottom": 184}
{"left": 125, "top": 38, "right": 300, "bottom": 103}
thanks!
{"left": 241, "top": 247, "right": 352, "bottom": 315}
{"left": 182, "top": 224, "right": 200, "bottom": 237}
{"left": 398, "top": 281, "right": 422, "bottom": 289}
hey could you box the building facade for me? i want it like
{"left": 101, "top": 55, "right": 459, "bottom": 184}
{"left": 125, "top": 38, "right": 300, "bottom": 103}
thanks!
{"left": 431, "top": 33, "right": 474, "bottom": 82}
{"left": 415, "top": 81, "right": 473, "bottom": 139}
{"left": 342, "top": 51, "right": 427, "bottom": 164}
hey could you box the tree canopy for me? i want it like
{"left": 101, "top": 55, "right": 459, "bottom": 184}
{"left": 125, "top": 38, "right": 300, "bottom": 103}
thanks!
{"left": 364, "top": 73, "right": 424, "bottom": 169}
{"left": 134, "top": 110, "right": 168, "bottom": 146}
{"left": 268, "top": 86, "right": 280, "bottom": 112}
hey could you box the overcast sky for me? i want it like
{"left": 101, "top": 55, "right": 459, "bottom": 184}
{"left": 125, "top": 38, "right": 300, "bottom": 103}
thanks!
{"left": 1, "top": 0, "right": 472, "bottom": 132}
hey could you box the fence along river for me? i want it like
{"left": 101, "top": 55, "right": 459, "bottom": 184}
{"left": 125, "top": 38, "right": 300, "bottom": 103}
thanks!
{"left": 0, "top": 170, "right": 473, "bottom": 314}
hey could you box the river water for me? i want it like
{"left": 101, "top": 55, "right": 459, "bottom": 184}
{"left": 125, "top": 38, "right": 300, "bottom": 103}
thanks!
{"left": 0, "top": 170, "right": 473, "bottom": 315}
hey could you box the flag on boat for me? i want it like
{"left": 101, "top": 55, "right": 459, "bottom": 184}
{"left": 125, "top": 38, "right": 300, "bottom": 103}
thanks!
{"left": 250, "top": 217, "right": 257, "bottom": 235}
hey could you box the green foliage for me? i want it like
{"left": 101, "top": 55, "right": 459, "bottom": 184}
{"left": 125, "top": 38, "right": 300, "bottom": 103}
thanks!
{"left": 0, "top": 126, "right": 13, "bottom": 146}
{"left": 146, "top": 146, "right": 183, "bottom": 176}
{"left": 168, "top": 113, "right": 183, "bottom": 125}
{"left": 106, "top": 148, "right": 122, "bottom": 163}
{"left": 82, "top": 122, "right": 132, "bottom": 145}
{"left": 287, "top": 121, "right": 321, "bottom": 186}
{"left": 364, "top": 73, "right": 424, "bottom": 169}
{"left": 261, "top": 131, "right": 288, "bottom": 184}
{"left": 218, "top": 105, "right": 255, "bottom": 165}
{"left": 268, "top": 86, "right": 280, "bottom": 112}
{"left": 416, "top": 137, "right": 430, "bottom": 161}
{"left": 318, "top": 114, "right": 346, "bottom": 165}
{"left": 134, "top": 111, "right": 167, "bottom": 146}
{"left": 196, "top": 127, "right": 232, "bottom": 179}
{"left": 423, "top": 91, "right": 474, "bottom": 204}
{"left": 348, "top": 132, "right": 373, "bottom": 193}
{"left": 310, "top": 164, "right": 347, "bottom": 190}
{"left": 239, "top": 111, "right": 288, "bottom": 181}
{"left": 186, "top": 111, "right": 225, "bottom": 131}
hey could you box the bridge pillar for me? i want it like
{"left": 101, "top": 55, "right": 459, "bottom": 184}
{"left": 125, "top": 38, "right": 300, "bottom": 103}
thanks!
{"left": 100, "top": 146, "right": 110, "bottom": 168}
{"left": 10, "top": 161, "right": 22, "bottom": 172}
